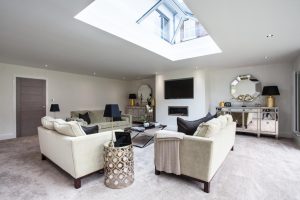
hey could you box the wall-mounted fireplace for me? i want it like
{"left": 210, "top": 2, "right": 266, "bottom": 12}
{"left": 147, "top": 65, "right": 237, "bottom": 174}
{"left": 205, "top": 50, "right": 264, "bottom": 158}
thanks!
{"left": 168, "top": 106, "right": 188, "bottom": 116}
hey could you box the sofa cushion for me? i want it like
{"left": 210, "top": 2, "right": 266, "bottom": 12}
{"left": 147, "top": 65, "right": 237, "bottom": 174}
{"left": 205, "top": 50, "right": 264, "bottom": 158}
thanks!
{"left": 217, "top": 115, "right": 227, "bottom": 128}
{"left": 194, "top": 118, "right": 222, "bottom": 138}
{"left": 224, "top": 114, "right": 233, "bottom": 124}
{"left": 81, "top": 125, "right": 99, "bottom": 135}
{"left": 54, "top": 119, "right": 86, "bottom": 137}
{"left": 177, "top": 113, "right": 214, "bottom": 135}
{"left": 88, "top": 110, "right": 104, "bottom": 124}
{"left": 41, "top": 116, "right": 55, "bottom": 130}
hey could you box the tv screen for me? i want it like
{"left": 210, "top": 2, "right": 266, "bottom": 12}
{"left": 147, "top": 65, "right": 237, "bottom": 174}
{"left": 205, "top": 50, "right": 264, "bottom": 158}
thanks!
{"left": 164, "top": 78, "right": 194, "bottom": 99}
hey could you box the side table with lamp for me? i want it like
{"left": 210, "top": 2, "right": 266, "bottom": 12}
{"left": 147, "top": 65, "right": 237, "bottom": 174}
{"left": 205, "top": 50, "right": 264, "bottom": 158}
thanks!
{"left": 103, "top": 104, "right": 134, "bottom": 189}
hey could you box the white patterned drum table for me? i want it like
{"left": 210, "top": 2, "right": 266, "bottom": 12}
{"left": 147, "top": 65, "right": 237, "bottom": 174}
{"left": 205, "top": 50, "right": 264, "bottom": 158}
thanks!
{"left": 103, "top": 142, "right": 134, "bottom": 189}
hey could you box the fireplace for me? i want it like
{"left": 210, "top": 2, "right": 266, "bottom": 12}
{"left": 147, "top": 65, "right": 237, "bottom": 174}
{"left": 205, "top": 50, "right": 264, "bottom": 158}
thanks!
{"left": 168, "top": 106, "right": 188, "bottom": 116}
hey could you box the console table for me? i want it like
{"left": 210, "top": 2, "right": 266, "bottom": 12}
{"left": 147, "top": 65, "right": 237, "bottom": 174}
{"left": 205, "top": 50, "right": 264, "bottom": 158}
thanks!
{"left": 216, "top": 107, "right": 279, "bottom": 138}
{"left": 125, "top": 106, "right": 154, "bottom": 123}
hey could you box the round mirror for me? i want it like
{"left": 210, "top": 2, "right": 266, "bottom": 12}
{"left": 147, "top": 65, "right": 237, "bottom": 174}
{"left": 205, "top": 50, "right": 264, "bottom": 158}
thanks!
{"left": 138, "top": 84, "right": 152, "bottom": 103}
{"left": 230, "top": 75, "right": 261, "bottom": 101}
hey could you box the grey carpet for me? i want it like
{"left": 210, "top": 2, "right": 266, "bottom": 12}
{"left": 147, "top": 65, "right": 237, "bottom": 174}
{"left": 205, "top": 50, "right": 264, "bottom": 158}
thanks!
{"left": 0, "top": 135, "right": 300, "bottom": 200}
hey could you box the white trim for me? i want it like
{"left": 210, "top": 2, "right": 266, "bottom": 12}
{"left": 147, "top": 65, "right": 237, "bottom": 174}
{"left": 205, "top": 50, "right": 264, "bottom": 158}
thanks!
{"left": 0, "top": 133, "right": 15, "bottom": 140}
{"left": 13, "top": 75, "right": 48, "bottom": 139}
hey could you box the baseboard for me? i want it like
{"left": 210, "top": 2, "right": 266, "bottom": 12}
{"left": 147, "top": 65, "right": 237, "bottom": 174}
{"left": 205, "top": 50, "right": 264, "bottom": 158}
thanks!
{"left": 0, "top": 133, "right": 15, "bottom": 140}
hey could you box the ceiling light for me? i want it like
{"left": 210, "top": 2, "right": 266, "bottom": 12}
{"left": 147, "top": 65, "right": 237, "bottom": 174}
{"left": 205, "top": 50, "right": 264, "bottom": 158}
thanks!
{"left": 264, "top": 56, "right": 270, "bottom": 60}
{"left": 266, "top": 34, "right": 274, "bottom": 38}
{"left": 93, "top": 72, "right": 96, "bottom": 76}
{"left": 44, "top": 64, "right": 48, "bottom": 67}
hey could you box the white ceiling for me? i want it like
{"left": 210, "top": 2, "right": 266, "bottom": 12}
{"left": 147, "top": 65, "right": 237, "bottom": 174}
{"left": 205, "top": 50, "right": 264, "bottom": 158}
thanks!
{"left": 0, "top": 0, "right": 299, "bottom": 79}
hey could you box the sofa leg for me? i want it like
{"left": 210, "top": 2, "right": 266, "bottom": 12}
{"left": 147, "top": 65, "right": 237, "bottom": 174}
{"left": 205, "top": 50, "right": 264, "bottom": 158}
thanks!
{"left": 204, "top": 181, "right": 210, "bottom": 193}
{"left": 41, "top": 154, "right": 46, "bottom": 160}
{"left": 155, "top": 168, "right": 161, "bottom": 175}
{"left": 99, "top": 169, "right": 104, "bottom": 174}
{"left": 74, "top": 178, "right": 81, "bottom": 189}
{"left": 231, "top": 146, "right": 234, "bottom": 151}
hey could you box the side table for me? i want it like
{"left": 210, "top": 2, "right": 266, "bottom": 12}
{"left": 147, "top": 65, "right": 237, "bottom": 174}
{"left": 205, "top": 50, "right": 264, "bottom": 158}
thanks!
{"left": 103, "top": 142, "right": 134, "bottom": 189}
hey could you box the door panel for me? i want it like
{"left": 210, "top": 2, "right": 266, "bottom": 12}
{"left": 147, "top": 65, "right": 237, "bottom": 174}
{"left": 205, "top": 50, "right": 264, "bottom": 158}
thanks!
{"left": 16, "top": 78, "right": 46, "bottom": 137}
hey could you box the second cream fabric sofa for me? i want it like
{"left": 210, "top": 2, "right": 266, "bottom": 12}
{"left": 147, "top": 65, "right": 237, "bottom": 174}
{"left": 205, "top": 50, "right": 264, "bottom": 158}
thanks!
{"left": 154, "top": 117, "right": 236, "bottom": 193}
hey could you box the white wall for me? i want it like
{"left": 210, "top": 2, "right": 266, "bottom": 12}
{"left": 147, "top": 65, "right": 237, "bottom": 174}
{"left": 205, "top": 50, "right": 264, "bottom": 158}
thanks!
{"left": 0, "top": 63, "right": 129, "bottom": 140}
{"left": 206, "top": 63, "right": 293, "bottom": 138}
{"left": 155, "top": 69, "right": 207, "bottom": 130}
{"left": 293, "top": 55, "right": 300, "bottom": 147}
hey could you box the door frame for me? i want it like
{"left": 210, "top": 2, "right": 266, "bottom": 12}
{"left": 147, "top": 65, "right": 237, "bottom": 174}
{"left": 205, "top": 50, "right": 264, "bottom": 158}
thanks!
{"left": 13, "top": 75, "right": 48, "bottom": 139}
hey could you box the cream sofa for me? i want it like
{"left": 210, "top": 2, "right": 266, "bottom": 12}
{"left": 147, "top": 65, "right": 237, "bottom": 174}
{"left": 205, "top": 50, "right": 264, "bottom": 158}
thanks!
{"left": 70, "top": 110, "right": 132, "bottom": 132}
{"left": 38, "top": 117, "right": 120, "bottom": 188}
{"left": 155, "top": 119, "right": 236, "bottom": 193}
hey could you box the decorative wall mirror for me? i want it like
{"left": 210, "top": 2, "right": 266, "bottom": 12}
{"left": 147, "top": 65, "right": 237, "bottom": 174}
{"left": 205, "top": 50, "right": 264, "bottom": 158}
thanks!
{"left": 138, "top": 84, "right": 152, "bottom": 103}
{"left": 230, "top": 75, "right": 262, "bottom": 101}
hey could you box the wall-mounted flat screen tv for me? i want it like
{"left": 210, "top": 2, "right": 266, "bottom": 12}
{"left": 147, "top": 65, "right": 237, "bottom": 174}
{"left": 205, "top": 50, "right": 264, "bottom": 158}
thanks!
{"left": 164, "top": 78, "right": 194, "bottom": 99}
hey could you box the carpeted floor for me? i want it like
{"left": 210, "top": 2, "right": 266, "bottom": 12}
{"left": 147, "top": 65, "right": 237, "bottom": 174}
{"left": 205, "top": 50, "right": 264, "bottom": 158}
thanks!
{"left": 0, "top": 134, "right": 300, "bottom": 200}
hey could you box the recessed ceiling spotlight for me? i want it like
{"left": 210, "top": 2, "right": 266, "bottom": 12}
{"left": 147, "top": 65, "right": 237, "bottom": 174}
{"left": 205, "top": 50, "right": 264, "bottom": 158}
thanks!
{"left": 266, "top": 34, "right": 274, "bottom": 38}
{"left": 93, "top": 72, "right": 96, "bottom": 76}
{"left": 264, "top": 56, "right": 270, "bottom": 60}
{"left": 44, "top": 64, "right": 48, "bottom": 67}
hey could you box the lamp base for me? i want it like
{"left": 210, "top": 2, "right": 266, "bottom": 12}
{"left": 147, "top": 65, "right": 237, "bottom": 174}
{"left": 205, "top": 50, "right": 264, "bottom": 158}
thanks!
{"left": 266, "top": 96, "right": 275, "bottom": 107}
{"left": 129, "top": 99, "right": 135, "bottom": 106}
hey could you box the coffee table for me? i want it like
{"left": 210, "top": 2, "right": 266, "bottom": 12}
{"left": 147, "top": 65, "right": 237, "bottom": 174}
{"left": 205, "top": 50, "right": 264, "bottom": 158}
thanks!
{"left": 129, "top": 125, "right": 167, "bottom": 148}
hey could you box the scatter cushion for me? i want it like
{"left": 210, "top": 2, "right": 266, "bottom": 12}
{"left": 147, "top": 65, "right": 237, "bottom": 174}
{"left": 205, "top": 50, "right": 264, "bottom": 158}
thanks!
{"left": 193, "top": 123, "right": 209, "bottom": 137}
{"left": 88, "top": 110, "right": 103, "bottom": 124}
{"left": 177, "top": 113, "right": 214, "bottom": 135}
{"left": 81, "top": 125, "right": 99, "bottom": 135}
{"left": 79, "top": 112, "right": 91, "bottom": 124}
{"left": 54, "top": 119, "right": 86, "bottom": 137}
{"left": 217, "top": 115, "right": 228, "bottom": 128}
{"left": 224, "top": 114, "right": 233, "bottom": 124}
{"left": 41, "top": 116, "right": 55, "bottom": 130}
{"left": 194, "top": 118, "right": 221, "bottom": 138}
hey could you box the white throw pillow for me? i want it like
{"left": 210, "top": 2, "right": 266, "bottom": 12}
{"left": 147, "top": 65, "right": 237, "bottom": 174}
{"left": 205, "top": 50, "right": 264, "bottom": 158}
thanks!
{"left": 54, "top": 119, "right": 86, "bottom": 137}
{"left": 217, "top": 115, "right": 227, "bottom": 128}
{"left": 41, "top": 116, "right": 55, "bottom": 130}
{"left": 224, "top": 114, "right": 233, "bottom": 124}
{"left": 194, "top": 118, "right": 221, "bottom": 138}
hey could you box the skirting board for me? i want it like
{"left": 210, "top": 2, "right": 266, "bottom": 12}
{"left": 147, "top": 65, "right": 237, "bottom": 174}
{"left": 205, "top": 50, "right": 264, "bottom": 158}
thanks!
{"left": 0, "top": 133, "right": 15, "bottom": 140}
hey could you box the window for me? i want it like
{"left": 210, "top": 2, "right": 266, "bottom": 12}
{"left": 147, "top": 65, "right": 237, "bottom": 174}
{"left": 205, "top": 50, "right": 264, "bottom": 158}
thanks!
{"left": 74, "top": 0, "right": 222, "bottom": 60}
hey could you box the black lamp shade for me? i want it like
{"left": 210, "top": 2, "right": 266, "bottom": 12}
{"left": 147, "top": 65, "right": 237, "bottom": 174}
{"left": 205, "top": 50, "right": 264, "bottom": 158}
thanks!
{"left": 50, "top": 104, "right": 60, "bottom": 112}
{"left": 103, "top": 104, "right": 121, "bottom": 118}
{"left": 129, "top": 94, "right": 137, "bottom": 99}
{"left": 262, "top": 86, "right": 280, "bottom": 96}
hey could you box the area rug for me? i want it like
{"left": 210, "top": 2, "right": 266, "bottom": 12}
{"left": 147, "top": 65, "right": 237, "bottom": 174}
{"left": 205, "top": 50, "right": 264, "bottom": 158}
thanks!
{"left": 0, "top": 135, "right": 300, "bottom": 200}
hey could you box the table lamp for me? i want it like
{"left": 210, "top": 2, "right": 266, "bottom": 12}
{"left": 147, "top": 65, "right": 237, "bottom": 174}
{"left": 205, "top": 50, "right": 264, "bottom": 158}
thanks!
{"left": 262, "top": 86, "right": 280, "bottom": 107}
{"left": 128, "top": 94, "right": 137, "bottom": 106}
{"left": 50, "top": 104, "right": 60, "bottom": 118}
{"left": 103, "top": 104, "right": 121, "bottom": 146}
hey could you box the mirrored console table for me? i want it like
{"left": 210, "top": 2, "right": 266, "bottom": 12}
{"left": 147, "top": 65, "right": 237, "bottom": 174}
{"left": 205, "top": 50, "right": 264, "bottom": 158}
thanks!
{"left": 216, "top": 107, "right": 279, "bottom": 139}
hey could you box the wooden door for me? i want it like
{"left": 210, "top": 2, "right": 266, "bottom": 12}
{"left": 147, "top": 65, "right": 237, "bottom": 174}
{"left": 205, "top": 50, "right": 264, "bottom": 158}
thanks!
{"left": 16, "top": 77, "right": 46, "bottom": 137}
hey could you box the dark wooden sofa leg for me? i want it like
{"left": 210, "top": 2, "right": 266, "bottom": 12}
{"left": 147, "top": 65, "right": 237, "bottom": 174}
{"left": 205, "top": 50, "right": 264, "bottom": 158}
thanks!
{"left": 41, "top": 154, "right": 46, "bottom": 160}
{"left": 204, "top": 181, "right": 210, "bottom": 193}
{"left": 155, "top": 168, "right": 161, "bottom": 175}
{"left": 231, "top": 146, "right": 234, "bottom": 151}
{"left": 74, "top": 178, "right": 81, "bottom": 189}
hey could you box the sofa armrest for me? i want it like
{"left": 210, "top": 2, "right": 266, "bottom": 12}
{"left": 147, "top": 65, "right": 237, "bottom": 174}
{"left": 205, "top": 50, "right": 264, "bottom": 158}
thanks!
{"left": 180, "top": 135, "right": 214, "bottom": 181}
{"left": 121, "top": 114, "right": 132, "bottom": 125}
{"left": 70, "top": 131, "right": 112, "bottom": 178}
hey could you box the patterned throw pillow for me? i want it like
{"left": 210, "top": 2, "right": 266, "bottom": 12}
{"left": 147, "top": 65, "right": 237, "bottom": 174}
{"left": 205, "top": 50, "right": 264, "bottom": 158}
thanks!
{"left": 54, "top": 119, "right": 86, "bottom": 137}
{"left": 217, "top": 115, "right": 228, "bottom": 128}
{"left": 41, "top": 116, "right": 55, "bottom": 130}
{"left": 193, "top": 118, "right": 222, "bottom": 138}
{"left": 193, "top": 123, "right": 209, "bottom": 137}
